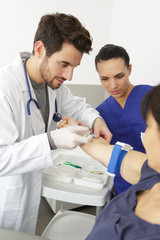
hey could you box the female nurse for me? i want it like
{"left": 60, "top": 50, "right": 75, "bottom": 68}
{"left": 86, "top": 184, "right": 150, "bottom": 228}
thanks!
{"left": 95, "top": 44, "right": 152, "bottom": 195}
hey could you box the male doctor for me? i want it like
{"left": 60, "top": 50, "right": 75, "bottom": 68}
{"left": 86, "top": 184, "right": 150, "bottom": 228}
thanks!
{"left": 0, "top": 13, "right": 112, "bottom": 234}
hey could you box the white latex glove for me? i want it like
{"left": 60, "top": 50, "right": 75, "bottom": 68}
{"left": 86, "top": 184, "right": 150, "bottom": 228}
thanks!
{"left": 50, "top": 125, "right": 93, "bottom": 150}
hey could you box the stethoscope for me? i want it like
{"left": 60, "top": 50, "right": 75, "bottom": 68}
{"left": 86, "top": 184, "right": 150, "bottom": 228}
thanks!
{"left": 24, "top": 57, "right": 62, "bottom": 122}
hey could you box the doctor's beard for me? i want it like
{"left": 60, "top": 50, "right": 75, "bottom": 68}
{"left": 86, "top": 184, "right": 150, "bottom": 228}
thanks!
{"left": 39, "top": 57, "right": 65, "bottom": 90}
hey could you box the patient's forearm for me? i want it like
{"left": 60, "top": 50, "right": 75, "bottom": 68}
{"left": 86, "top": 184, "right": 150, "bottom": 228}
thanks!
{"left": 80, "top": 138, "right": 147, "bottom": 184}
{"left": 81, "top": 138, "right": 113, "bottom": 167}
{"left": 60, "top": 119, "right": 147, "bottom": 184}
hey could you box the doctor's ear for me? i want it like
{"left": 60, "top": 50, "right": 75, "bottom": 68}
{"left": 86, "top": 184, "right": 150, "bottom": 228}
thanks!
{"left": 34, "top": 41, "right": 46, "bottom": 59}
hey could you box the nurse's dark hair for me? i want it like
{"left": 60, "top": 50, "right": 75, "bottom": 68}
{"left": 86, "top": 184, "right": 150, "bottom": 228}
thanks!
{"left": 95, "top": 44, "right": 130, "bottom": 70}
{"left": 32, "top": 13, "right": 92, "bottom": 56}
{"left": 141, "top": 85, "right": 160, "bottom": 126}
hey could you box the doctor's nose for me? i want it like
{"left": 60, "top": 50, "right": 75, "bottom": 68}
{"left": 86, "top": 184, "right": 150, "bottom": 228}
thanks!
{"left": 63, "top": 68, "right": 73, "bottom": 81}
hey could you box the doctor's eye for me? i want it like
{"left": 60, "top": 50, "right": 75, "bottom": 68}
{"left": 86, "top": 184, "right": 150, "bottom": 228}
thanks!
{"left": 60, "top": 62, "right": 68, "bottom": 68}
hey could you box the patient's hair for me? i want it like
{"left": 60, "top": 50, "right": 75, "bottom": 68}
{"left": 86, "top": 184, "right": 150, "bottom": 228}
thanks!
{"left": 95, "top": 44, "right": 130, "bottom": 70}
{"left": 32, "top": 13, "right": 92, "bottom": 56}
{"left": 141, "top": 85, "right": 160, "bottom": 126}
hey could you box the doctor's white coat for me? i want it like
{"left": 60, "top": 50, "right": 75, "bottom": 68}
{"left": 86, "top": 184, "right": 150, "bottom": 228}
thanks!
{"left": 0, "top": 53, "right": 100, "bottom": 234}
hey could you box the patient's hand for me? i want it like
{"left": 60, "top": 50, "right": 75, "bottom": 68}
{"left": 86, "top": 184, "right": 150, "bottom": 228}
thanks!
{"left": 59, "top": 117, "right": 76, "bottom": 128}
{"left": 59, "top": 117, "right": 90, "bottom": 129}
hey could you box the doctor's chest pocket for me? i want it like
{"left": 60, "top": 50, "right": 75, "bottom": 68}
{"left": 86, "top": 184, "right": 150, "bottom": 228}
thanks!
{"left": 0, "top": 176, "right": 23, "bottom": 228}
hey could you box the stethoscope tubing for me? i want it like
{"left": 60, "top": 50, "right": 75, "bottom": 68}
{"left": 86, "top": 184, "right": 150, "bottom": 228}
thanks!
{"left": 24, "top": 57, "right": 62, "bottom": 122}
{"left": 24, "top": 58, "right": 40, "bottom": 115}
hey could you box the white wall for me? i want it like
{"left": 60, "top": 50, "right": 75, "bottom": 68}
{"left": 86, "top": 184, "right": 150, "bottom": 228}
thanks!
{"left": 110, "top": 0, "right": 160, "bottom": 86}
{"left": 0, "top": 0, "right": 160, "bottom": 86}
{"left": 0, "top": 0, "right": 113, "bottom": 85}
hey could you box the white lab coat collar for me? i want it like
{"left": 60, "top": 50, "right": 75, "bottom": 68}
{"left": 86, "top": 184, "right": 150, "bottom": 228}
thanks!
{"left": 13, "top": 52, "right": 45, "bottom": 134}
{"left": 12, "top": 52, "right": 30, "bottom": 91}
{"left": 13, "top": 52, "right": 58, "bottom": 133}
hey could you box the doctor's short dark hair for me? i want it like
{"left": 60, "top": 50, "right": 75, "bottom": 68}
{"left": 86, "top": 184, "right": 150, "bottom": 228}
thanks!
{"left": 141, "top": 84, "right": 160, "bottom": 127}
{"left": 95, "top": 44, "right": 130, "bottom": 70}
{"left": 32, "top": 13, "right": 92, "bottom": 56}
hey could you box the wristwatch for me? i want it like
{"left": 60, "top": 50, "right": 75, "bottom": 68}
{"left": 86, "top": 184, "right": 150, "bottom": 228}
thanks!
{"left": 107, "top": 142, "right": 133, "bottom": 175}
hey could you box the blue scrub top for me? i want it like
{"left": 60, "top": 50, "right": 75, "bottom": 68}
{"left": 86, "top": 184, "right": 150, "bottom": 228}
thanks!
{"left": 96, "top": 84, "right": 153, "bottom": 194}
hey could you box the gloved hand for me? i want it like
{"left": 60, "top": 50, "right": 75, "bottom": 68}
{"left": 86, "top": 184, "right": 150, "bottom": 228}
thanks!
{"left": 50, "top": 125, "right": 93, "bottom": 150}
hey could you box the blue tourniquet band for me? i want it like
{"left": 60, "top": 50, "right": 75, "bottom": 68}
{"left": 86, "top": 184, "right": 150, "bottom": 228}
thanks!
{"left": 107, "top": 145, "right": 128, "bottom": 174}
{"left": 108, "top": 145, "right": 122, "bottom": 174}
{"left": 115, "top": 150, "right": 127, "bottom": 174}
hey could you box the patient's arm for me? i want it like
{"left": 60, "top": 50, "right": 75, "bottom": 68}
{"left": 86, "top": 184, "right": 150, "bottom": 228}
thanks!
{"left": 81, "top": 137, "right": 147, "bottom": 185}
{"left": 59, "top": 117, "right": 147, "bottom": 185}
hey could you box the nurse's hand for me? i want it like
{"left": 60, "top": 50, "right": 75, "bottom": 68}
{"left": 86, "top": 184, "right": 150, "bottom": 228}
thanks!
{"left": 50, "top": 125, "right": 93, "bottom": 150}
{"left": 93, "top": 118, "right": 112, "bottom": 143}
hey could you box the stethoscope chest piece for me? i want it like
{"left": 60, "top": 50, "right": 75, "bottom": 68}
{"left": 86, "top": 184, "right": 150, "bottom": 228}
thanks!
{"left": 53, "top": 112, "right": 62, "bottom": 122}
{"left": 53, "top": 98, "right": 62, "bottom": 122}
